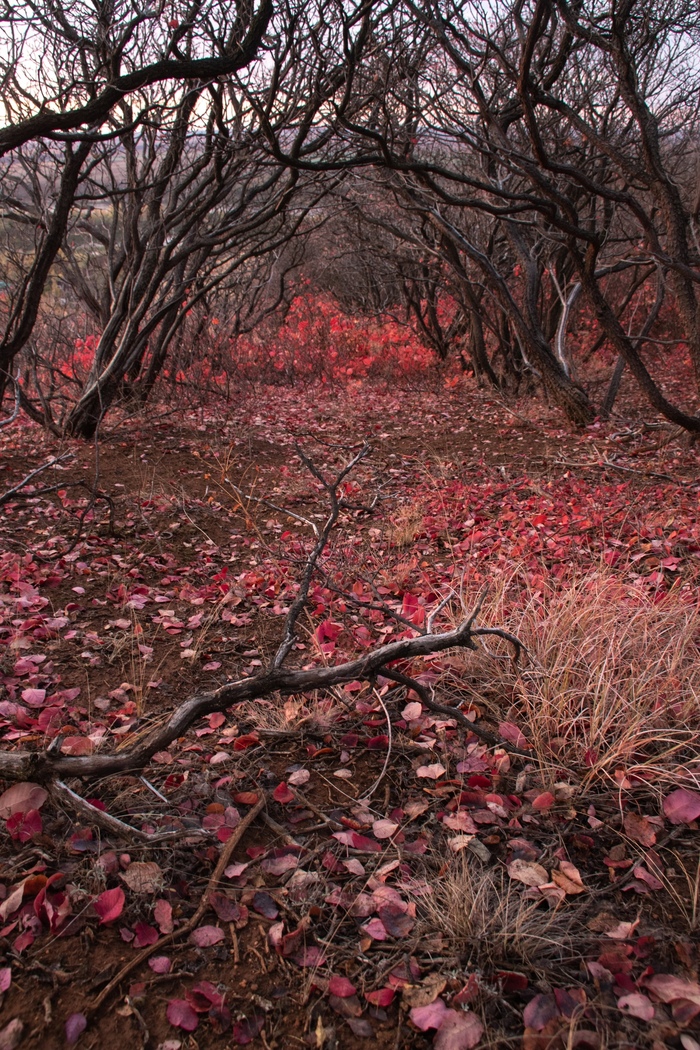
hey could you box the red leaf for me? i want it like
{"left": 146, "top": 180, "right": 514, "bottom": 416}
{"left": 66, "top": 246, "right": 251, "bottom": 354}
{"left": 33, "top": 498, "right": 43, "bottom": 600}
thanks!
{"left": 94, "top": 887, "right": 125, "bottom": 925}
{"left": 232, "top": 734, "right": 259, "bottom": 752}
{"left": 133, "top": 922, "right": 159, "bottom": 947}
{"left": 328, "top": 975, "right": 356, "bottom": 998}
{"left": 232, "top": 1014, "right": 264, "bottom": 1045}
{"left": 365, "top": 987, "right": 395, "bottom": 1007}
{"left": 366, "top": 734, "right": 389, "bottom": 750}
{"left": 272, "top": 782, "right": 295, "bottom": 804}
{"left": 167, "top": 999, "right": 199, "bottom": 1031}
{"left": 6, "top": 809, "right": 41, "bottom": 842}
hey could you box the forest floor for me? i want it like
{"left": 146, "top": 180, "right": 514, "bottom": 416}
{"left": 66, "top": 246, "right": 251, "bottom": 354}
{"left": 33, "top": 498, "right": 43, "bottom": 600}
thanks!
{"left": 1, "top": 377, "right": 700, "bottom": 1050}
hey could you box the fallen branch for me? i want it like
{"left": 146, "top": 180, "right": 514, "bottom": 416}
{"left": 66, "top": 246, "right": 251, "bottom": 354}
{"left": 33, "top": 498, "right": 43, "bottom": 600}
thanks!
{"left": 0, "top": 447, "right": 524, "bottom": 783}
{"left": 0, "top": 452, "right": 74, "bottom": 508}
{"left": 0, "top": 609, "right": 521, "bottom": 780}
{"left": 51, "top": 780, "right": 207, "bottom": 844}
{"left": 87, "top": 795, "right": 266, "bottom": 1016}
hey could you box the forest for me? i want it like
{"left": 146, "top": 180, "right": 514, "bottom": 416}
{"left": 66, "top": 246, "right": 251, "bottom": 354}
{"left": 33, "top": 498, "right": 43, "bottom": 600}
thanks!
{"left": 0, "top": 1, "right": 699, "bottom": 1048}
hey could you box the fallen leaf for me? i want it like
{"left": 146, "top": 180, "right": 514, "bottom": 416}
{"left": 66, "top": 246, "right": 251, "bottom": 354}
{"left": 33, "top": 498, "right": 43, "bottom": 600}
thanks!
{"left": 121, "top": 861, "right": 163, "bottom": 895}
{"left": 167, "top": 999, "right": 199, "bottom": 1032}
{"left": 364, "top": 987, "right": 395, "bottom": 1007}
{"left": 499, "top": 722, "right": 532, "bottom": 749}
{"left": 623, "top": 812, "right": 657, "bottom": 846}
{"left": 372, "top": 818, "right": 399, "bottom": 839}
{"left": 523, "top": 993, "right": 559, "bottom": 1031}
{"left": 663, "top": 788, "right": 700, "bottom": 825}
{"left": 643, "top": 973, "right": 700, "bottom": 1006}
{"left": 65, "top": 1013, "right": 87, "bottom": 1045}
{"left": 416, "top": 763, "right": 446, "bottom": 779}
{"left": 434, "top": 1010, "right": 484, "bottom": 1050}
{"left": 149, "top": 956, "right": 172, "bottom": 974}
{"left": 507, "top": 859, "right": 550, "bottom": 888}
{"left": 402, "top": 974, "right": 446, "bottom": 1008}
{"left": 409, "top": 998, "right": 450, "bottom": 1031}
{"left": 551, "top": 861, "right": 585, "bottom": 895}
{"left": 617, "top": 992, "right": 655, "bottom": 1021}
{"left": 154, "top": 898, "right": 173, "bottom": 934}
{"left": 329, "top": 975, "right": 357, "bottom": 998}
{"left": 0, "top": 782, "right": 48, "bottom": 819}
{"left": 94, "top": 887, "right": 125, "bottom": 924}
{"left": 287, "top": 769, "right": 310, "bottom": 786}
{"left": 189, "top": 925, "right": 225, "bottom": 947}
{"left": 133, "top": 921, "right": 159, "bottom": 947}
{"left": 231, "top": 1014, "right": 264, "bottom": 1045}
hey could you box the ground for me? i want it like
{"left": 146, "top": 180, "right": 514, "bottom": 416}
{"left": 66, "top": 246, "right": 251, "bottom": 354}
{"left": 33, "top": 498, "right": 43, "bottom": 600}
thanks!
{"left": 0, "top": 380, "right": 699, "bottom": 1050}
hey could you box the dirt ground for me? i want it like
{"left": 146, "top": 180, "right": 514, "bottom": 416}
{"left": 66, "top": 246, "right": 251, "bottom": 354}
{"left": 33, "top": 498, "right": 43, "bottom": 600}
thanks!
{"left": 1, "top": 382, "right": 699, "bottom": 1050}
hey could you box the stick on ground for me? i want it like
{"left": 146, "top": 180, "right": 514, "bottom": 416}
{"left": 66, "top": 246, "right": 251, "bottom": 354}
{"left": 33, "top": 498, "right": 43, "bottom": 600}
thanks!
{"left": 88, "top": 795, "right": 266, "bottom": 1016}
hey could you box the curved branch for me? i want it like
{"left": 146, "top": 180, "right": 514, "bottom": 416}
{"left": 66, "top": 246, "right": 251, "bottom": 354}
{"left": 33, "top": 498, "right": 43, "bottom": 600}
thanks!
{"left": 0, "top": 611, "right": 521, "bottom": 781}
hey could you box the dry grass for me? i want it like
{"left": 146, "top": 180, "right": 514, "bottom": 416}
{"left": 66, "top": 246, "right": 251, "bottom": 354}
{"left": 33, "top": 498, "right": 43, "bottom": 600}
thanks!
{"left": 446, "top": 574, "right": 700, "bottom": 791}
{"left": 419, "top": 853, "right": 580, "bottom": 972}
{"left": 387, "top": 500, "right": 428, "bottom": 548}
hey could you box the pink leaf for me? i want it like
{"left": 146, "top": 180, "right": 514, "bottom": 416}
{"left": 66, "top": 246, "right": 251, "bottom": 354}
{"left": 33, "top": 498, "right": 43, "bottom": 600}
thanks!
{"left": 643, "top": 974, "right": 700, "bottom": 1006}
{"left": 65, "top": 1013, "right": 87, "bottom": 1044}
{"left": 434, "top": 1010, "right": 485, "bottom": 1050}
{"left": 361, "top": 917, "right": 388, "bottom": 941}
{"left": 409, "top": 998, "right": 450, "bottom": 1031}
{"left": 0, "top": 1020, "right": 23, "bottom": 1050}
{"left": 617, "top": 993, "right": 655, "bottom": 1021}
{"left": 0, "top": 782, "right": 48, "bottom": 818}
{"left": 148, "top": 956, "right": 172, "bottom": 974}
{"left": 523, "top": 993, "right": 559, "bottom": 1031}
{"left": 154, "top": 898, "right": 173, "bottom": 934}
{"left": 498, "top": 722, "right": 532, "bottom": 748}
{"left": 416, "top": 763, "right": 446, "bottom": 779}
{"left": 167, "top": 999, "right": 199, "bottom": 1031}
{"left": 0, "top": 968, "right": 10, "bottom": 993}
{"left": 189, "top": 925, "right": 225, "bottom": 947}
{"left": 94, "top": 887, "right": 125, "bottom": 924}
{"left": 372, "top": 819, "right": 399, "bottom": 840}
{"left": 21, "top": 688, "right": 46, "bottom": 708}
{"left": 663, "top": 788, "right": 700, "bottom": 825}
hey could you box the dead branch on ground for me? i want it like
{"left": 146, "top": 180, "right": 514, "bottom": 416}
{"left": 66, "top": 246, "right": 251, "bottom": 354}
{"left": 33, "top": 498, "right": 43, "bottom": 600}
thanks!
{"left": 0, "top": 446, "right": 524, "bottom": 782}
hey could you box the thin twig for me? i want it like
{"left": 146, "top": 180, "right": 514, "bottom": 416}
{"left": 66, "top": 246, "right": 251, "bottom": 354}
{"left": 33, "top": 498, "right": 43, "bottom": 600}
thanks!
{"left": 0, "top": 452, "right": 74, "bottom": 508}
{"left": 88, "top": 795, "right": 265, "bottom": 1016}
{"left": 271, "top": 442, "right": 370, "bottom": 668}
{"left": 360, "top": 689, "right": 393, "bottom": 802}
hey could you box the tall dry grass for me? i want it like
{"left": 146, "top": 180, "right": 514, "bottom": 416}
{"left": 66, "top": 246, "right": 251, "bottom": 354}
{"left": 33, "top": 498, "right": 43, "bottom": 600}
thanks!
{"left": 445, "top": 574, "right": 700, "bottom": 791}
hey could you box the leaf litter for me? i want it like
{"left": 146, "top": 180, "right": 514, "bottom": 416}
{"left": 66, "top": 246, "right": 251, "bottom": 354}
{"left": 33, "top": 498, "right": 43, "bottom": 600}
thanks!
{"left": 0, "top": 387, "right": 699, "bottom": 1048}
